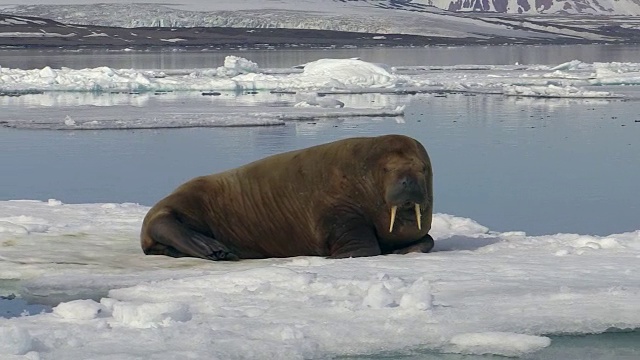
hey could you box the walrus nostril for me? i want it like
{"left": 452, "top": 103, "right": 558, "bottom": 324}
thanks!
{"left": 400, "top": 176, "right": 417, "bottom": 189}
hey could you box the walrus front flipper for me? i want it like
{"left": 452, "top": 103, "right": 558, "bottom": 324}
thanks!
{"left": 146, "top": 213, "right": 239, "bottom": 261}
{"left": 392, "top": 234, "right": 434, "bottom": 255}
{"left": 328, "top": 226, "right": 382, "bottom": 259}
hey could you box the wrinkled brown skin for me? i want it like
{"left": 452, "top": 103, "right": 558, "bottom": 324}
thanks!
{"left": 140, "top": 134, "right": 434, "bottom": 261}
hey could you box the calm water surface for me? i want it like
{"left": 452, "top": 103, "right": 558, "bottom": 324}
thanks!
{"left": 2, "top": 43, "right": 640, "bottom": 69}
{"left": 2, "top": 92, "right": 638, "bottom": 236}
{"left": 1, "top": 45, "right": 640, "bottom": 236}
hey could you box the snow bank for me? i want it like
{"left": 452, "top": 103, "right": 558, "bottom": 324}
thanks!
{"left": 0, "top": 200, "right": 639, "bottom": 359}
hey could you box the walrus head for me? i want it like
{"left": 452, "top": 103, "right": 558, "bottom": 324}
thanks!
{"left": 381, "top": 154, "right": 429, "bottom": 233}
{"left": 364, "top": 136, "right": 432, "bottom": 239}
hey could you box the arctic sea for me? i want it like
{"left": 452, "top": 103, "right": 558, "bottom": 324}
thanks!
{"left": 1, "top": 44, "right": 640, "bottom": 359}
{"left": 1, "top": 44, "right": 639, "bottom": 236}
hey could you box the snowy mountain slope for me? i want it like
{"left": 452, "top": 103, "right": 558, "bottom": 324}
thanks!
{"left": 1, "top": 13, "right": 526, "bottom": 48}
{"left": 2, "top": 0, "right": 640, "bottom": 17}
{"left": 413, "top": 0, "right": 640, "bottom": 14}
{"left": 2, "top": 2, "right": 640, "bottom": 45}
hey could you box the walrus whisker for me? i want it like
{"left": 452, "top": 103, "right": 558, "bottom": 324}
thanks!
{"left": 389, "top": 206, "right": 398, "bottom": 233}
{"left": 415, "top": 203, "right": 422, "bottom": 230}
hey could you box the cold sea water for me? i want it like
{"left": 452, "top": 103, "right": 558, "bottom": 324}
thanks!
{"left": 1, "top": 45, "right": 639, "bottom": 358}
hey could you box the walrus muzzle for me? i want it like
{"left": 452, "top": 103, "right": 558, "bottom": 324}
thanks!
{"left": 386, "top": 175, "right": 427, "bottom": 233}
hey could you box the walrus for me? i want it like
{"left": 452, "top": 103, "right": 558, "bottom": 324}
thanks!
{"left": 140, "top": 134, "right": 434, "bottom": 260}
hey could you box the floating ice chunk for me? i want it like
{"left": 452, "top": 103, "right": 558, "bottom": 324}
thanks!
{"left": 447, "top": 332, "right": 551, "bottom": 357}
{"left": 215, "top": 55, "right": 260, "bottom": 76}
{"left": 53, "top": 299, "right": 105, "bottom": 320}
{"left": 503, "top": 84, "right": 618, "bottom": 98}
{"left": 47, "top": 199, "right": 63, "bottom": 206}
{"left": 550, "top": 60, "right": 585, "bottom": 71}
{"left": 293, "top": 97, "right": 344, "bottom": 108}
{"left": 589, "top": 67, "right": 640, "bottom": 85}
{"left": 301, "top": 58, "right": 401, "bottom": 89}
{"left": 63, "top": 115, "right": 76, "bottom": 126}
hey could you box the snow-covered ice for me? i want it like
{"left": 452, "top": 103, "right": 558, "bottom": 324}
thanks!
{"left": 2, "top": 56, "right": 637, "bottom": 95}
{"left": 2, "top": 56, "right": 636, "bottom": 95}
{"left": 2, "top": 56, "right": 640, "bottom": 130}
{"left": 0, "top": 200, "right": 639, "bottom": 359}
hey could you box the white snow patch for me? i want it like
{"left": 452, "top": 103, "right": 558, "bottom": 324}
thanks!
{"left": 53, "top": 299, "right": 105, "bottom": 320}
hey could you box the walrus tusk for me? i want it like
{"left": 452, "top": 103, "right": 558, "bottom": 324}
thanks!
{"left": 389, "top": 206, "right": 398, "bottom": 232}
{"left": 415, "top": 203, "right": 422, "bottom": 230}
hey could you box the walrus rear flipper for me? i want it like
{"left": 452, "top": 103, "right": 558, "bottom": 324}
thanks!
{"left": 391, "top": 234, "right": 434, "bottom": 255}
{"left": 145, "top": 213, "right": 239, "bottom": 261}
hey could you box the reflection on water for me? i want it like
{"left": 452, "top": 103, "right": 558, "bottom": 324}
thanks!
{"left": 0, "top": 91, "right": 408, "bottom": 129}
{"left": 0, "top": 91, "right": 406, "bottom": 109}
{"left": 1, "top": 44, "right": 640, "bottom": 70}
{"left": 1, "top": 93, "right": 639, "bottom": 236}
